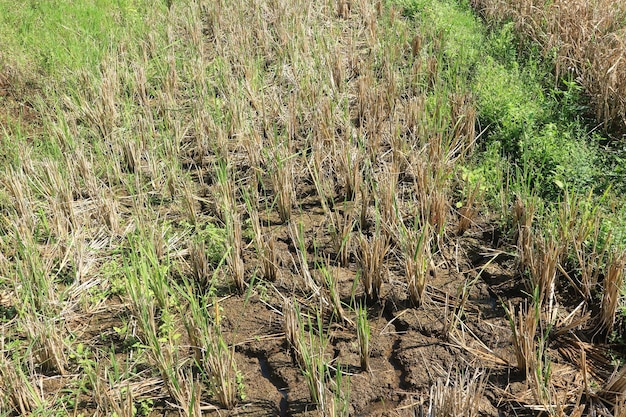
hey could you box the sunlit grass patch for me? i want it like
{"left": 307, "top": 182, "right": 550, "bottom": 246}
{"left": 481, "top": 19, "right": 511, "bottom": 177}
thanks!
{"left": 0, "top": 0, "right": 159, "bottom": 76}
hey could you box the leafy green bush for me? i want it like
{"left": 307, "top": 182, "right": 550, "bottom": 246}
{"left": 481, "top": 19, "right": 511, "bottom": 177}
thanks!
{"left": 473, "top": 57, "right": 545, "bottom": 156}
{"left": 520, "top": 123, "right": 599, "bottom": 198}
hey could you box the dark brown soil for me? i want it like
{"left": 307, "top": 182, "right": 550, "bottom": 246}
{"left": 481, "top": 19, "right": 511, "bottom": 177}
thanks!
{"left": 175, "top": 209, "right": 617, "bottom": 417}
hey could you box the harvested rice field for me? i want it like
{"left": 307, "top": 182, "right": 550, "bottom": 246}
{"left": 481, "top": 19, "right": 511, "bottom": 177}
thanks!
{"left": 1, "top": 0, "right": 626, "bottom": 416}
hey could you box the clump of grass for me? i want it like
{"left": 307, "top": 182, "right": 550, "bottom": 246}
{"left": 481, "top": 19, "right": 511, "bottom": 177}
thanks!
{"left": 300, "top": 325, "right": 331, "bottom": 414}
{"left": 289, "top": 221, "right": 321, "bottom": 294}
{"left": 269, "top": 142, "right": 296, "bottom": 224}
{"left": 215, "top": 159, "right": 246, "bottom": 293}
{"left": 331, "top": 363, "right": 351, "bottom": 417}
{"left": 124, "top": 229, "right": 206, "bottom": 412}
{"left": 284, "top": 299, "right": 350, "bottom": 415}
{"left": 298, "top": 307, "right": 336, "bottom": 415}
{"left": 317, "top": 257, "right": 350, "bottom": 325}
{"left": 401, "top": 221, "right": 433, "bottom": 308}
{"left": 506, "top": 299, "right": 539, "bottom": 377}
{"left": 355, "top": 302, "right": 371, "bottom": 372}
{"left": 182, "top": 288, "right": 244, "bottom": 410}
{"left": 505, "top": 294, "right": 555, "bottom": 410}
{"left": 329, "top": 204, "right": 355, "bottom": 267}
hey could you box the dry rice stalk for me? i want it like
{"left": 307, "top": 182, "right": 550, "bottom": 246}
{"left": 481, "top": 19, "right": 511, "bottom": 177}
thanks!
{"left": 214, "top": 160, "right": 246, "bottom": 292}
{"left": 329, "top": 205, "right": 354, "bottom": 267}
{"left": 336, "top": 140, "right": 363, "bottom": 202}
{"left": 506, "top": 300, "right": 538, "bottom": 377}
{"left": 556, "top": 334, "right": 613, "bottom": 383}
{"left": 308, "top": 138, "right": 335, "bottom": 218}
{"left": 359, "top": 180, "right": 372, "bottom": 231}
{"left": 470, "top": 0, "right": 626, "bottom": 132}
{"left": 182, "top": 181, "right": 198, "bottom": 226}
{"left": 614, "top": 389, "right": 626, "bottom": 417}
{"left": 429, "top": 188, "right": 448, "bottom": 237}
{"left": 449, "top": 92, "right": 477, "bottom": 157}
{"left": 410, "top": 153, "right": 450, "bottom": 236}
{"left": 72, "top": 148, "right": 99, "bottom": 198}
{"left": 404, "top": 223, "right": 433, "bottom": 308}
{"left": 122, "top": 140, "right": 140, "bottom": 174}
{"left": 572, "top": 224, "right": 607, "bottom": 303}
{"left": 527, "top": 234, "right": 561, "bottom": 317}
{"left": 0, "top": 349, "right": 43, "bottom": 414}
{"left": 514, "top": 198, "right": 562, "bottom": 316}
{"left": 78, "top": 55, "right": 119, "bottom": 140}
{"left": 190, "top": 241, "right": 210, "bottom": 289}
{"left": 203, "top": 336, "right": 239, "bottom": 411}
{"left": 269, "top": 143, "right": 295, "bottom": 223}
{"left": 104, "top": 382, "right": 136, "bottom": 417}
{"left": 506, "top": 298, "right": 556, "bottom": 409}
{"left": 318, "top": 258, "right": 351, "bottom": 325}
{"left": 513, "top": 195, "right": 537, "bottom": 272}
{"left": 457, "top": 180, "right": 482, "bottom": 236}
{"left": 226, "top": 211, "right": 246, "bottom": 293}
{"left": 598, "top": 250, "right": 626, "bottom": 337}
{"left": 284, "top": 298, "right": 304, "bottom": 369}
{"left": 98, "top": 191, "right": 120, "bottom": 234}
{"left": 40, "top": 159, "right": 76, "bottom": 234}
{"left": 427, "top": 367, "right": 487, "bottom": 417}
{"left": 376, "top": 163, "right": 399, "bottom": 229}
{"left": 557, "top": 191, "right": 608, "bottom": 302}
{"left": 411, "top": 33, "right": 423, "bottom": 57}
{"left": 357, "top": 231, "right": 390, "bottom": 303}
{"left": 3, "top": 166, "right": 35, "bottom": 230}
{"left": 601, "top": 365, "right": 626, "bottom": 405}
{"left": 261, "top": 234, "right": 278, "bottom": 282}
{"left": 288, "top": 221, "right": 320, "bottom": 294}
{"left": 24, "top": 315, "right": 67, "bottom": 376}
{"left": 248, "top": 204, "right": 278, "bottom": 282}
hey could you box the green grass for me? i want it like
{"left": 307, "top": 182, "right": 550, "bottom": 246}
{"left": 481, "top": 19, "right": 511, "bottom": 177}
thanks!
{"left": 0, "top": 0, "right": 158, "bottom": 76}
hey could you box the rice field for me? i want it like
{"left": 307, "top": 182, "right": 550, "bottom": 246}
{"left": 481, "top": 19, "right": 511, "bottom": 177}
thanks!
{"left": 0, "top": 0, "right": 625, "bottom": 416}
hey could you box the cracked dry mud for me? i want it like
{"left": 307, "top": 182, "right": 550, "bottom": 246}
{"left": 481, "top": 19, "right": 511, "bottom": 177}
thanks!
{"left": 177, "top": 213, "right": 588, "bottom": 417}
